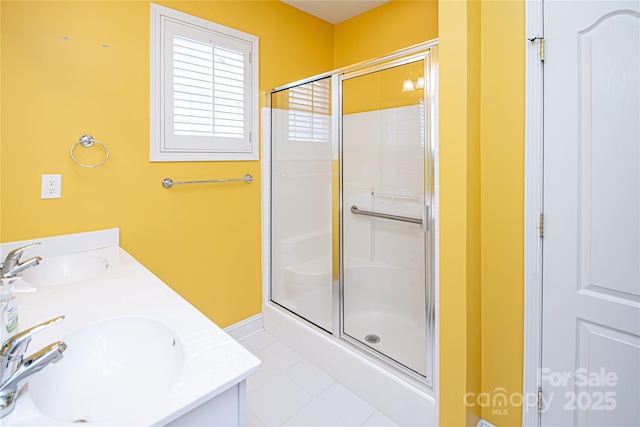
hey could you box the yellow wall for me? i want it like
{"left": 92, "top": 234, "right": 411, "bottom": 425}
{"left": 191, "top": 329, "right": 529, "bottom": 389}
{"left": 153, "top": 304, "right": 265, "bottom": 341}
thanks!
{"left": 466, "top": 0, "right": 483, "bottom": 424}
{"left": 342, "top": 60, "right": 426, "bottom": 115}
{"left": 438, "top": 0, "right": 482, "bottom": 425}
{"left": 480, "top": 1, "right": 525, "bottom": 425}
{"left": 0, "top": 1, "right": 334, "bottom": 327}
{"left": 0, "top": 0, "right": 3, "bottom": 226}
{"left": 334, "top": 0, "right": 438, "bottom": 68}
{"left": 438, "top": 0, "right": 525, "bottom": 424}
{"left": 439, "top": 0, "right": 526, "bottom": 425}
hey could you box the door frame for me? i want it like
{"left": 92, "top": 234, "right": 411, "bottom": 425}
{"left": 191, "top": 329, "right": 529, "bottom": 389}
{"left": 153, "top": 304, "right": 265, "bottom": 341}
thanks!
{"left": 522, "top": 0, "right": 544, "bottom": 426}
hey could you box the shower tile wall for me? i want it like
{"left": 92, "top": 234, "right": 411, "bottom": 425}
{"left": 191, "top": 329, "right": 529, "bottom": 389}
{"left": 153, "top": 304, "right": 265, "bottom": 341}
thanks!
{"left": 271, "top": 102, "right": 425, "bottom": 276}
{"left": 342, "top": 104, "right": 425, "bottom": 272}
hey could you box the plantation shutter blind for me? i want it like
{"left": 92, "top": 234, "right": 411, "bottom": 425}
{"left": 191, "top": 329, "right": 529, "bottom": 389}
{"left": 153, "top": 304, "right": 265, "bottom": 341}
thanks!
{"left": 172, "top": 35, "right": 215, "bottom": 136}
{"left": 288, "top": 80, "right": 330, "bottom": 143}
{"left": 162, "top": 19, "right": 252, "bottom": 153}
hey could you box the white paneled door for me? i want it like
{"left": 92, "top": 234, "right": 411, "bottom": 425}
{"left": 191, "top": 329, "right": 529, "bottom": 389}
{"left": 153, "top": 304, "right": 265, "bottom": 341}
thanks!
{"left": 542, "top": 1, "right": 640, "bottom": 426}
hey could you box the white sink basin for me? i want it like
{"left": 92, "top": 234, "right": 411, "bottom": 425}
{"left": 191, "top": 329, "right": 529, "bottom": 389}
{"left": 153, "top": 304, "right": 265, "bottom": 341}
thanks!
{"left": 28, "top": 317, "right": 184, "bottom": 423}
{"left": 21, "top": 254, "right": 109, "bottom": 286}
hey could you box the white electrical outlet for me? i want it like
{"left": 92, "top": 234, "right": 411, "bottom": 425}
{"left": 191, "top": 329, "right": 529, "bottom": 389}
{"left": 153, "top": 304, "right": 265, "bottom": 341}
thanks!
{"left": 41, "top": 174, "right": 62, "bottom": 199}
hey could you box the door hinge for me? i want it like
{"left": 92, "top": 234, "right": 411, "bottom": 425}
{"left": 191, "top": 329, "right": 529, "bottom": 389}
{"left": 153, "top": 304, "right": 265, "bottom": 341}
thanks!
{"left": 528, "top": 36, "right": 545, "bottom": 61}
{"left": 538, "top": 386, "right": 543, "bottom": 412}
{"left": 539, "top": 213, "right": 544, "bottom": 238}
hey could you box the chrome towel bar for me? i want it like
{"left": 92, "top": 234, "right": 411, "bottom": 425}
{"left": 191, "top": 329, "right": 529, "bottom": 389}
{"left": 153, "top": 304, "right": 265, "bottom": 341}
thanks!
{"left": 350, "top": 205, "right": 422, "bottom": 225}
{"left": 162, "top": 174, "right": 253, "bottom": 189}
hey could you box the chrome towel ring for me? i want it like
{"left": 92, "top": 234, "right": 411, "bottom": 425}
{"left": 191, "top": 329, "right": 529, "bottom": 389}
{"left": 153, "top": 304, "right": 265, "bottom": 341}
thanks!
{"left": 71, "top": 134, "right": 109, "bottom": 168}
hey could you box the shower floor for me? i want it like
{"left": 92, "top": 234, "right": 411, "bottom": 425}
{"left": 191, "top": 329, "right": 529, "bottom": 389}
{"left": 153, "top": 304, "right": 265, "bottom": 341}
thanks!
{"left": 344, "top": 311, "right": 426, "bottom": 377}
{"left": 278, "top": 284, "right": 427, "bottom": 377}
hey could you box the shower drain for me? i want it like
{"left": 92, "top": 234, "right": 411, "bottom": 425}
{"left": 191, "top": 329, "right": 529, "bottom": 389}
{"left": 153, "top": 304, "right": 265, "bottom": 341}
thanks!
{"left": 365, "top": 334, "right": 381, "bottom": 344}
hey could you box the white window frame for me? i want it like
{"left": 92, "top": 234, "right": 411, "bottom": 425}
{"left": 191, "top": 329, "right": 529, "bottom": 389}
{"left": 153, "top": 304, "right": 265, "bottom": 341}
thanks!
{"left": 150, "top": 4, "right": 259, "bottom": 161}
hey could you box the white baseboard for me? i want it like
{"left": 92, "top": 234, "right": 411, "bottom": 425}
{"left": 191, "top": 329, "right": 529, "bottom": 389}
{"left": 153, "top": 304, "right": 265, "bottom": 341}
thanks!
{"left": 224, "top": 313, "right": 264, "bottom": 341}
{"left": 477, "top": 419, "right": 497, "bottom": 427}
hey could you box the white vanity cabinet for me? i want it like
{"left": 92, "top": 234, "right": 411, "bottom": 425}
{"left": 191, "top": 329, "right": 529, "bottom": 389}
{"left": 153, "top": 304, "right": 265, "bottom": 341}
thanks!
{"left": 0, "top": 229, "right": 260, "bottom": 426}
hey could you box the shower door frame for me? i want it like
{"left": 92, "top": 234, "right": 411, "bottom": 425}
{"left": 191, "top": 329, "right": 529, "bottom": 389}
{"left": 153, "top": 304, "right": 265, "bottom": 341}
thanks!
{"left": 267, "top": 41, "right": 439, "bottom": 391}
{"left": 337, "top": 49, "right": 437, "bottom": 387}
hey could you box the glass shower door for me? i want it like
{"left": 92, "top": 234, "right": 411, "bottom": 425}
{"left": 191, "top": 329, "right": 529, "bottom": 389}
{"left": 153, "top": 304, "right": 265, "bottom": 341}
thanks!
{"left": 341, "top": 59, "right": 428, "bottom": 377}
{"left": 270, "top": 77, "right": 334, "bottom": 332}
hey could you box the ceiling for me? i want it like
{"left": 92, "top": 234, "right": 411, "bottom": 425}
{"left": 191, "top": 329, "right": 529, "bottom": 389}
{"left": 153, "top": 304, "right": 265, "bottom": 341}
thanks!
{"left": 281, "top": 0, "right": 390, "bottom": 24}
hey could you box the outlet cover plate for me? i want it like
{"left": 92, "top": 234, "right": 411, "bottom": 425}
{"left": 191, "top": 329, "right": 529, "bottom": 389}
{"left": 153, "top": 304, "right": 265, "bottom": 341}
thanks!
{"left": 41, "top": 174, "right": 61, "bottom": 199}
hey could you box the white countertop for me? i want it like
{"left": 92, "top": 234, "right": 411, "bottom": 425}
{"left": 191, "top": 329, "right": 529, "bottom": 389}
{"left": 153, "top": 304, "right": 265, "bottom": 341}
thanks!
{"left": 1, "top": 229, "right": 261, "bottom": 426}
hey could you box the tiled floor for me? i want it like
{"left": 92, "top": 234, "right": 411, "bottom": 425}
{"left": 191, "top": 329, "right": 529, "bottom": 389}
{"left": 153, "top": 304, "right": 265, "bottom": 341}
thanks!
{"left": 241, "top": 331, "right": 400, "bottom": 427}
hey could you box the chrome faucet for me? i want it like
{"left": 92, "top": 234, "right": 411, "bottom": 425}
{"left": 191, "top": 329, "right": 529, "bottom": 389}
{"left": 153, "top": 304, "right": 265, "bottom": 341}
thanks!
{"left": 0, "top": 316, "right": 66, "bottom": 418}
{"left": 0, "top": 243, "right": 42, "bottom": 279}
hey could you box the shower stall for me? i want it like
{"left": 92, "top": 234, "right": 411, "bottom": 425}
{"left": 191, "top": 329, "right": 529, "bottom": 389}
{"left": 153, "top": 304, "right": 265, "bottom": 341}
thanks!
{"left": 267, "top": 42, "right": 438, "bottom": 397}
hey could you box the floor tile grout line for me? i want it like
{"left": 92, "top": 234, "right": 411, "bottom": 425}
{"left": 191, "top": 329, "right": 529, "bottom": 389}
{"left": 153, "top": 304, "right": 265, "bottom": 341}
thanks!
{"left": 278, "top": 397, "right": 348, "bottom": 427}
{"left": 284, "top": 359, "right": 336, "bottom": 398}
{"left": 360, "top": 410, "right": 377, "bottom": 426}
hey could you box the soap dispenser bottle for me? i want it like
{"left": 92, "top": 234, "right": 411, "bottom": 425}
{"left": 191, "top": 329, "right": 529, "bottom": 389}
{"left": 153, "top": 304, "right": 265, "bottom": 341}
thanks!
{"left": 1, "top": 279, "right": 18, "bottom": 343}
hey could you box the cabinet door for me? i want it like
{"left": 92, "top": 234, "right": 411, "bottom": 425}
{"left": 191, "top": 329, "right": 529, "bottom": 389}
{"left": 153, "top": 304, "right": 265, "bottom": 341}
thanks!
{"left": 165, "top": 383, "right": 242, "bottom": 426}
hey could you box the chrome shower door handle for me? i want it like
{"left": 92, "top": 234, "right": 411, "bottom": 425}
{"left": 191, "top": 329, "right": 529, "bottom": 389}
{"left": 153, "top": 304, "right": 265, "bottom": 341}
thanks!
{"left": 350, "top": 206, "right": 422, "bottom": 225}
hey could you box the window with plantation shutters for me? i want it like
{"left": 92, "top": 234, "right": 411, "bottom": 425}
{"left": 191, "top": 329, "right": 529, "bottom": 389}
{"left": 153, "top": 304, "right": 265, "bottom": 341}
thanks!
{"left": 150, "top": 4, "right": 259, "bottom": 161}
{"left": 288, "top": 80, "right": 330, "bottom": 143}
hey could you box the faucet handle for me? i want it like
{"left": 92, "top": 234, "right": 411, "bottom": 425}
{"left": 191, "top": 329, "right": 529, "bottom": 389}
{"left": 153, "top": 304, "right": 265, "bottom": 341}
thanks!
{"left": 3, "top": 243, "right": 41, "bottom": 264}
{"left": 1, "top": 243, "right": 41, "bottom": 277}
{"left": 0, "top": 315, "right": 65, "bottom": 361}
